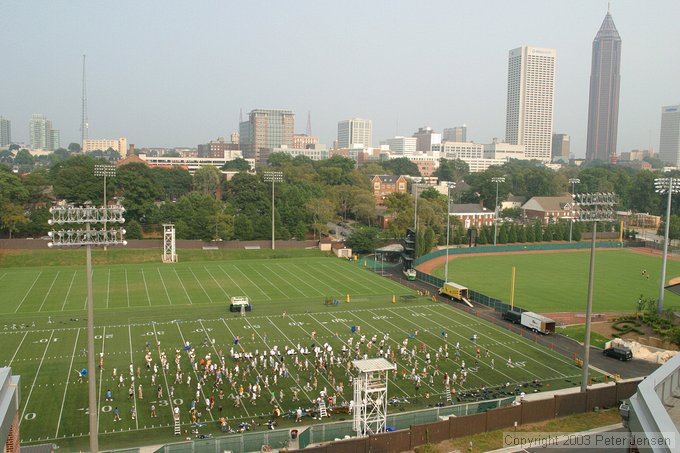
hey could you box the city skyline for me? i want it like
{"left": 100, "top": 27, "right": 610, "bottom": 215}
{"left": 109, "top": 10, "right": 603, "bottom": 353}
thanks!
{"left": 2, "top": 0, "right": 679, "bottom": 156}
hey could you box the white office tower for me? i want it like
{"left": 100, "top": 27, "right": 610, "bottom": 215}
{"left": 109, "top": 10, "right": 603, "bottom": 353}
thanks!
{"left": 659, "top": 105, "right": 680, "bottom": 166}
{"left": 337, "top": 118, "right": 372, "bottom": 148}
{"left": 505, "top": 47, "right": 556, "bottom": 162}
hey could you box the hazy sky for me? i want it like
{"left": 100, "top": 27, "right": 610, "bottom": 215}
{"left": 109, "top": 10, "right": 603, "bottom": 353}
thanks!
{"left": 3, "top": 0, "right": 679, "bottom": 157}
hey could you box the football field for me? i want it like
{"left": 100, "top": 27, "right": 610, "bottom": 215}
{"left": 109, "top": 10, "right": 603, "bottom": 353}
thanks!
{"left": 0, "top": 256, "right": 590, "bottom": 451}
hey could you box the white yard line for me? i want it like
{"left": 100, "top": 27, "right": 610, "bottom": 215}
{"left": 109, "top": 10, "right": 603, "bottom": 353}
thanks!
{"left": 61, "top": 270, "right": 77, "bottom": 311}
{"left": 157, "top": 268, "right": 173, "bottom": 304}
{"left": 106, "top": 269, "right": 111, "bottom": 309}
{"left": 426, "top": 305, "right": 572, "bottom": 375}
{"left": 246, "top": 264, "right": 287, "bottom": 298}
{"left": 128, "top": 325, "right": 140, "bottom": 430}
{"left": 217, "top": 265, "right": 250, "bottom": 299}
{"left": 174, "top": 322, "right": 214, "bottom": 421}
{"left": 381, "top": 309, "right": 508, "bottom": 385}
{"left": 125, "top": 269, "right": 130, "bottom": 308}
{"left": 14, "top": 271, "right": 43, "bottom": 313}
{"left": 0, "top": 272, "right": 6, "bottom": 282}
{"left": 97, "top": 327, "right": 107, "bottom": 429}
{"left": 264, "top": 264, "right": 308, "bottom": 296}
{"left": 173, "top": 268, "right": 193, "bottom": 304}
{"left": 55, "top": 328, "right": 81, "bottom": 437}
{"left": 38, "top": 271, "right": 61, "bottom": 312}
{"left": 231, "top": 266, "right": 271, "bottom": 300}
{"left": 141, "top": 269, "right": 152, "bottom": 306}
{"left": 290, "top": 263, "right": 340, "bottom": 294}
{"left": 217, "top": 319, "right": 253, "bottom": 418}
{"left": 8, "top": 332, "right": 28, "bottom": 366}
{"left": 317, "top": 263, "right": 374, "bottom": 293}
{"left": 203, "top": 266, "right": 230, "bottom": 299}
{"left": 151, "top": 322, "right": 176, "bottom": 417}
{"left": 189, "top": 268, "right": 213, "bottom": 303}
{"left": 334, "top": 263, "right": 400, "bottom": 293}
{"left": 19, "top": 329, "right": 55, "bottom": 425}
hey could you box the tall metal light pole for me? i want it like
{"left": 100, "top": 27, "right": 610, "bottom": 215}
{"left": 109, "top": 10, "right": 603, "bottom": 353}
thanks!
{"left": 568, "top": 178, "right": 580, "bottom": 242}
{"left": 94, "top": 164, "right": 116, "bottom": 251}
{"left": 654, "top": 177, "right": 680, "bottom": 314}
{"left": 444, "top": 182, "right": 456, "bottom": 283}
{"left": 575, "top": 192, "right": 617, "bottom": 392}
{"left": 492, "top": 177, "right": 505, "bottom": 246}
{"left": 263, "top": 171, "right": 283, "bottom": 250}
{"left": 48, "top": 204, "right": 127, "bottom": 453}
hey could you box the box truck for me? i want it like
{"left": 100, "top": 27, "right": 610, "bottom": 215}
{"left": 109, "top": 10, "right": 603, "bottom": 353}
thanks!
{"left": 520, "top": 312, "right": 555, "bottom": 334}
{"left": 438, "top": 282, "right": 473, "bottom": 307}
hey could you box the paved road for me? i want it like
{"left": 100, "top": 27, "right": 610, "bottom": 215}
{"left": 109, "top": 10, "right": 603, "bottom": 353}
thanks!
{"left": 381, "top": 266, "right": 661, "bottom": 381}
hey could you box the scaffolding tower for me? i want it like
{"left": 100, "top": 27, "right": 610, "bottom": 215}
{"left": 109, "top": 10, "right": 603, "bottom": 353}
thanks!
{"left": 162, "top": 224, "right": 177, "bottom": 263}
{"left": 352, "top": 358, "right": 396, "bottom": 436}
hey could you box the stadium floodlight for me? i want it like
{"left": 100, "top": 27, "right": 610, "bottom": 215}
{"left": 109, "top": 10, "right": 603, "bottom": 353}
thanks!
{"left": 263, "top": 171, "right": 283, "bottom": 250}
{"left": 568, "top": 179, "right": 580, "bottom": 242}
{"left": 444, "top": 182, "right": 456, "bottom": 283}
{"left": 94, "top": 164, "right": 116, "bottom": 250}
{"left": 654, "top": 177, "right": 680, "bottom": 315}
{"left": 575, "top": 192, "right": 617, "bottom": 393}
{"left": 48, "top": 203, "right": 126, "bottom": 453}
{"left": 491, "top": 177, "right": 505, "bottom": 246}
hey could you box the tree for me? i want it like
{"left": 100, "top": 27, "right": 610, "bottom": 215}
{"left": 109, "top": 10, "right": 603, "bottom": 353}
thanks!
{"left": 346, "top": 227, "right": 379, "bottom": 254}
{"left": 192, "top": 166, "right": 222, "bottom": 196}
{"left": 433, "top": 158, "right": 469, "bottom": 182}
{"left": 68, "top": 143, "right": 81, "bottom": 153}
{"left": 50, "top": 155, "right": 101, "bottom": 203}
{"left": 152, "top": 167, "right": 192, "bottom": 201}
{"left": 381, "top": 157, "right": 420, "bottom": 177}
{"left": 221, "top": 158, "right": 251, "bottom": 172}
{"left": 115, "top": 163, "right": 163, "bottom": 222}
{"left": 125, "top": 220, "right": 143, "bottom": 239}
{"left": 0, "top": 201, "right": 28, "bottom": 238}
{"left": 306, "top": 198, "right": 336, "bottom": 239}
{"left": 14, "top": 149, "right": 34, "bottom": 167}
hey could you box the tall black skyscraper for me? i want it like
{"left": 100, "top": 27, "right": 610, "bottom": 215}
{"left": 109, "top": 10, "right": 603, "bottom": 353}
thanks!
{"left": 586, "top": 10, "right": 622, "bottom": 161}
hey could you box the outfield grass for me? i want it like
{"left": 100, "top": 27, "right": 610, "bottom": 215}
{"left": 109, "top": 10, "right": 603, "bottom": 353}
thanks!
{"left": 430, "top": 249, "right": 680, "bottom": 313}
{"left": 0, "top": 253, "right": 592, "bottom": 451}
{"left": 556, "top": 325, "right": 611, "bottom": 349}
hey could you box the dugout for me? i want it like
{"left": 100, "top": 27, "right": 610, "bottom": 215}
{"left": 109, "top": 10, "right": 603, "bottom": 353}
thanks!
{"left": 229, "top": 296, "right": 252, "bottom": 312}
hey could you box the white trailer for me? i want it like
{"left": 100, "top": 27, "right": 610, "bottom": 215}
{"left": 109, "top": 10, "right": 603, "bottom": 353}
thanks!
{"left": 520, "top": 312, "right": 555, "bottom": 334}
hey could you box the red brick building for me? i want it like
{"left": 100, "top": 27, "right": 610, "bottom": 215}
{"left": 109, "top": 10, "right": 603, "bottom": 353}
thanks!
{"left": 449, "top": 203, "right": 495, "bottom": 229}
{"left": 370, "top": 175, "right": 408, "bottom": 205}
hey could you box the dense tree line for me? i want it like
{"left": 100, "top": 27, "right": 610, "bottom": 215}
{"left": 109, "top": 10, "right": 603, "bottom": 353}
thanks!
{"left": 1, "top": 151, "right": 679, "bottom": 247}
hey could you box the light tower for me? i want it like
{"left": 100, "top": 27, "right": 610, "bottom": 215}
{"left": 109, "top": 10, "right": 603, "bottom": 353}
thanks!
{"left": 352, "top": 358, "right": 396, "bottom": 436}
{"left": 575, "top": 192, "right": 617, "bottom": 392}
{"left": 48, "top": 203, "right": 127, "bottom": 453}
{"left": 492, "top": 177, "right": 505, "bottom": 246}
{"left": 263, "top": 171, "right": 283, "bottom": 250}
{"left": 162, "top": 224, "right": 178, "bottom": 263}
{"left": 654, "top": 177, "right": 680, "bottom": 314}
{"left": 81, "top": 54, "right": 88, "bottom": 151}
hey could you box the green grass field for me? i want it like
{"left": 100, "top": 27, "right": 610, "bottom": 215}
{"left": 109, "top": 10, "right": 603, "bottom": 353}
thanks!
{"left": 430, "top": 249, "right": 680, "bottom": 313}
{"left": 0, "top": 254, "right": 592, "bottom": 451}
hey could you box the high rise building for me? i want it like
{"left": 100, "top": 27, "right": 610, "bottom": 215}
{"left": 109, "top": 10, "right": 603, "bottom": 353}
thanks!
{"left": 505, "top": 46, "right": 556, "bottom": 162}
{"left": 412, "top": 126, "right": 441, "bottom": 152}
{"left": 0, "top": 117, "right": 10, "bottom": 147}
{"left": 29, "top": 114, "right": 60, "bottom": 150}
{"left": 239, "top": 109, "right": 295, "bottom": 162}
{"left": 659, "top": 105, "right": 680, "bottom": 166}
{"left": 337, "top": 118, "right": 372, "bottom": 149}
{"left": 585, "top": 11, "right": 622, "bottom": 161}
{"left": 83, "top": 138, "right": 129, "bottom": 158}
{"left": 552, "top": 133, "right": 571, "bottom": 162}
{"left": 382, "top": 136, "right": 417, "bottom": 154}
{"left": 443, "top": 126, "right": 467, "bottom": 143}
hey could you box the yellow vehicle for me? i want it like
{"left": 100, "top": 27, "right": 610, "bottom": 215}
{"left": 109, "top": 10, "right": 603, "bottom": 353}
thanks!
{"left": 438, "top": 282, "right": 472, "bottom": 307}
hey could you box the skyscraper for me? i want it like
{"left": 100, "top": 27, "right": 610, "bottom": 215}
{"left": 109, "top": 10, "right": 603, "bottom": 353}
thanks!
{"left": 443, "top": 126, "right": 467, "bottom": 143}
{"left": 239, "top": 109, "right": 295, "bottom": 162}
{"left": 337, "top": 118, "right": 372, "bottom": 149}
{"left": 551, "top": 133, "right": 571, "bottom": 162}
{"left": 659, "top": 105, "right": 680, "bottom": 166}
{"left": 29, "top": 114, "right": 60, "bottom": 151}
{"left": 0, "top": 117, "right": 10, "bottom": 147}
{"left": 585, "top": 11, "right": 622, "bottom": 161}
{"left": 505, "top": 46, "right": 556, "bottom": 162}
